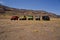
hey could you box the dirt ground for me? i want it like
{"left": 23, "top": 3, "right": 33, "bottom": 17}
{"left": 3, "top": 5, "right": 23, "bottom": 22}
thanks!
{"left": 0, "top": 19, "right": 60, "bottom": 40}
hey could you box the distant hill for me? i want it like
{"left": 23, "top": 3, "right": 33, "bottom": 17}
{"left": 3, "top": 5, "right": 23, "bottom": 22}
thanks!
{"left": 0, "top": 4, "right": 60, "bottom": 18}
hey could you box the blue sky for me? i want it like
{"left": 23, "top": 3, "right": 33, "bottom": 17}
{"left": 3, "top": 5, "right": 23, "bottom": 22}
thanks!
{"left": 0, "top": 0, "right": 60, "bottom": 15}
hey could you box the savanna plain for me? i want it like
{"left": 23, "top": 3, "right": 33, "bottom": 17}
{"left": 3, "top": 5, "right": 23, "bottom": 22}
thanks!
{"left": 0, "top": 18, "right": 60, "bottom": 40}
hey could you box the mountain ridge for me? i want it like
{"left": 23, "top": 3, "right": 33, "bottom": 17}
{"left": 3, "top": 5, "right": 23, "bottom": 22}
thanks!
{"left": 0, "top": 4, "right": 60, "bottom": 18}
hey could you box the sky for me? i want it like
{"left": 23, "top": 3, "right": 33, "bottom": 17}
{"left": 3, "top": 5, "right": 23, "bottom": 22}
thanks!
{"left": 0, "top": 0, "right": 60, "bottom": 15}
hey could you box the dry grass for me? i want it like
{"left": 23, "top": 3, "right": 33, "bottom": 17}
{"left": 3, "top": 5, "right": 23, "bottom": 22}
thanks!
{"left": 0, "top": 18, "right": 60, "bottom": 40}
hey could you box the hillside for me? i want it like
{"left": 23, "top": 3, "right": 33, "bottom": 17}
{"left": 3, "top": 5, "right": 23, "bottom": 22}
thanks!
{"left": 0, "top": 4, "right": 60, "bottom": 18}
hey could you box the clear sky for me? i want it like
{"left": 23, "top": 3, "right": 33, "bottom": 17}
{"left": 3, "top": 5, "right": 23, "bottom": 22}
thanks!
{"left": 0, "top": 0, "right": 60, "bottom": 15}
